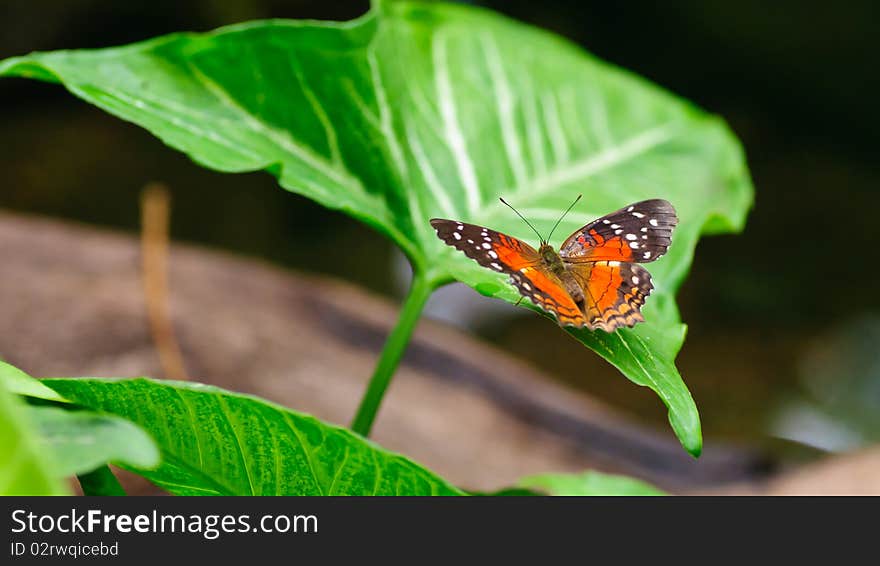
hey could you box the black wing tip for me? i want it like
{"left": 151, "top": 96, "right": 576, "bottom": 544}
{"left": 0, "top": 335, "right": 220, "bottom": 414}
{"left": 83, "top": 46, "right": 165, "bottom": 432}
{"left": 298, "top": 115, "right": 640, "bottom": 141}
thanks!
{"left": 632, "top": 199, "right": 678, "bottom": 228}
{"left": 636, "top": 198, "right": 676, "bottom": 212}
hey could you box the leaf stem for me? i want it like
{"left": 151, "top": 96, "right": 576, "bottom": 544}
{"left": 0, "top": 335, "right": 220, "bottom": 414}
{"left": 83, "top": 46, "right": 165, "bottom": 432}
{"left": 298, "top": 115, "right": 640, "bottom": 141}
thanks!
{"left": 350, "top": 272, "right": 433, "bottom": 437}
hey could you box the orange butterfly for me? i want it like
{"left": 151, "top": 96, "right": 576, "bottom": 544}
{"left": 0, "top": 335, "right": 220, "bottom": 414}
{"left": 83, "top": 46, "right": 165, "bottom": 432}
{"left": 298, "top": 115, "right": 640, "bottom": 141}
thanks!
{"left": 430, "top": 197, "right": 677, "bottom": 332}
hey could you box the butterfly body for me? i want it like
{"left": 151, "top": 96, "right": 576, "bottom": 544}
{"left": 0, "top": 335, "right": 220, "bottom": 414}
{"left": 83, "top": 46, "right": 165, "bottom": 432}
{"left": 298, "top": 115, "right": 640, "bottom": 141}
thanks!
{"left": 537, "top": 243, "right": 586, "bottom": 303}
{"left": 539, "top": 243, "right": 566, "bottom": 275}
{"left": 431, "top": 199, "right": 678, "bottom": 332}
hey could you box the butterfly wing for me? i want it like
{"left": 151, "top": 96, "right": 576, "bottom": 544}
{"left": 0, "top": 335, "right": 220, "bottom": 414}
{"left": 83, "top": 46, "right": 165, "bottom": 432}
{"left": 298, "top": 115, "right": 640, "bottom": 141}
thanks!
{"left": 430, "top": 219, "right": 586, "bottom": 326}
{"left": 569, "top": 261, "right": 654, "bottom": 332}
{"left": 559, "top": 199, "right": 677, "bottom": 264}
{"left": 430, "top": 219, "right": 541, "bottom": 274}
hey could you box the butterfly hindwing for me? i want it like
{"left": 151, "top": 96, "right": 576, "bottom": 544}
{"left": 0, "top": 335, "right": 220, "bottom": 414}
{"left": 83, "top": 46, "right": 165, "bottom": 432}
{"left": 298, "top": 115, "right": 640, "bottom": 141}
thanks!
{"left": 512, "top": 266, "right": 586, "bottom": 326}
{"left": 559, "top": 199, "right": 677, "bottom": 264}
{"left": 430, "top": 219, "right": 586, "bottom": 326}
{"left": 569, "top": 261, "right": 654, "bottom": 332}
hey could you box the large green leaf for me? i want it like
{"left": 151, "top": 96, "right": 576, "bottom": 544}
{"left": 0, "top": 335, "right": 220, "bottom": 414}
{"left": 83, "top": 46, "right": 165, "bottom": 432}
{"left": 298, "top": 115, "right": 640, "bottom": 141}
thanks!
{"left": 43, "top": 377, "right": 464, "bottom": 495}
{"left": 0, "top": 1, "right": 754, "bottom": 455}
{"left": 0, "top": 366, "right": 67, "bottom": 495}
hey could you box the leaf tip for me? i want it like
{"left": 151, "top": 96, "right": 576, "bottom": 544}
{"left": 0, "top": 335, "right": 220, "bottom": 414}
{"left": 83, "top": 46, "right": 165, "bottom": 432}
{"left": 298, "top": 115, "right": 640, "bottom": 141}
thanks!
{"left": 0, "top": 56, "right": 62, "bottom": 83}
{"left": 668, "top": 401, "right": 703, "bottom": 458}
{"left": 680, "top": 425, "right": 703, "bottom": 458}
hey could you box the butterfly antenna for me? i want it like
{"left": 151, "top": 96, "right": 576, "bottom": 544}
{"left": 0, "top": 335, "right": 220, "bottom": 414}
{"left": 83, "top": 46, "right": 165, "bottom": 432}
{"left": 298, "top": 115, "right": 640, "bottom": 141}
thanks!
{"left": 547, "top": 194, "right": 582, "bottom": 243}
{"left": 499, "top": 197, "right": 545, "bottom": 243}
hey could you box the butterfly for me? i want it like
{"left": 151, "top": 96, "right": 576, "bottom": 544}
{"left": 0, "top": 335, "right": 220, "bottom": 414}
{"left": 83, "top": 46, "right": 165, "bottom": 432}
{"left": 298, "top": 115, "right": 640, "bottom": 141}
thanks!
{"left": 430, "top": 197, "right": 677, "bottom": 332}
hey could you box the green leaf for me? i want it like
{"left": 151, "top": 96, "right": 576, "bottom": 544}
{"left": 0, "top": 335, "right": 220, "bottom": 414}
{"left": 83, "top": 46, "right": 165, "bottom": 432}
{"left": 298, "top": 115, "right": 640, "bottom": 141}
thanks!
{"left": 26, "top": 405, "right": 160, "bottom": 477}
{"left": 0, "top": 360, "right": 160, "bottom": 479}
{"left": 0, "top": 1, "right": 754, "bottom": 454}
{"left": 519, "top": 470, "right": 667, "bottom": 496}
{"left": 42, "top": 377, "right": 464, "bottom": 495}
{"left": 0, "top": 373, "right": 68, "bottom": 495}
{"left": 0, "top": 358, "right": 67, "bottom": 402}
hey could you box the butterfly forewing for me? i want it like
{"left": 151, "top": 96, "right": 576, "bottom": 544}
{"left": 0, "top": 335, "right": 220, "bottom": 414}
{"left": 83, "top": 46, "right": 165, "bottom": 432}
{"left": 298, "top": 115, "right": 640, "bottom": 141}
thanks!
{"left": 430, "top": 219, "right": 540, "bottom": 272}
{"left": 430, "top": 219, "right": 586, "bottom": 326}
{"left": 559, "top": 199, "right": 677, "bottom": 264}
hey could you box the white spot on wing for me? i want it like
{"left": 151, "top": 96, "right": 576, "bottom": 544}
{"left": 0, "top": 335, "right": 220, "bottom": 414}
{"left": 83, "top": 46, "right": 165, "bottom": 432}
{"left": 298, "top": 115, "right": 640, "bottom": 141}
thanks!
{"left": 627, "top": 206, "right": 634, "bottom": 212}
{"left": 488, "top": 250, "right": 498, "bottom": 259}
{"left": 629, "top": 242, "right": 640, "bottom": 249}
{"left": 481, "top": 242, "right": 492, "bottom": 249}
{"left": 625, "top": 234, "right": 637, "bottom": 241}
{"left": 491, "top": 262, "right": 503, "bottom": 271}
{"left": 632, "top": 276, "right": 639, "bottom": 285}
{"left": 614, "top": 229, "right": 623, "bottom": 235}
{"left": 453, "top": 232, "right": 461, "bottom": 240}
{"left": 643, "top": 251, "right": 652, "bottom": 259}
{"left": 632, "top": 212, "right": 645, "bottom": 218}
{"left": 649, "top": 219, "right": 659, "bottom": 227}
{"left": 609, "top": 261, "right": 621, "bottom": 267}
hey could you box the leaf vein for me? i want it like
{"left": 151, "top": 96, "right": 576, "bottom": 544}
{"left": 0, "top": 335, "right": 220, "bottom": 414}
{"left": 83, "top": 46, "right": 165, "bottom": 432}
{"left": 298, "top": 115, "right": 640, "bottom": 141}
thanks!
{"left": 216, "top": 396, "right": 256, "bottom": 496}
{"left": 481, "top": 33, "right": 528, "bottom": 191}
{"left": 288, "top": 53, "right": 343, "bottom": 166}
{"left": 187, "top": 62, "right": 360, "bottom": 190}
{"left": 433, "top": 29, "right": 481, "bottom": 215}
{"left": 284, "top": 414, "right": 324, "bottom": 496}
{"left": 327, "top": 446, "right": 350, "bottom": 496}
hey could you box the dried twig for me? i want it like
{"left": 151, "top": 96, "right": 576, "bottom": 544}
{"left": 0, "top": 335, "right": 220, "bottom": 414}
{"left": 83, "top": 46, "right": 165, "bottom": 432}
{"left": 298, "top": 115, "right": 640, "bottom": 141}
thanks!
{"left": 140, "top": 183, "right": 189, "bottom": 381}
